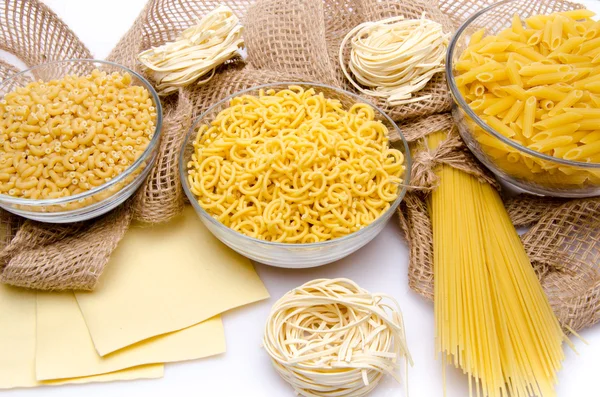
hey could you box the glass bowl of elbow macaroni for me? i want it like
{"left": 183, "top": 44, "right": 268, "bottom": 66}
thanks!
{"left": 0, "top": 59, "right": 162, "bottom": 222}
{"left": 447, "top": 0, "right": 600, "bottom": 197}
{"left": 179, "top": 82, "right": 411, "bottom": 268}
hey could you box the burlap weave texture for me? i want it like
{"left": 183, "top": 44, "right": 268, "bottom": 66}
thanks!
{"left": 0, "top": 0, "right": 597, "bottom": 335}
{"left": 398, "top": 0, "right": 600, "bottom": 333}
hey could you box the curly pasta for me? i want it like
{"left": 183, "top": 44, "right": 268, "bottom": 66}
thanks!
{"left": 186, "top": 86, "right": 405, "bottom": 243}
{"left": 0, "top": 69, "right": 156, "bottom": 200}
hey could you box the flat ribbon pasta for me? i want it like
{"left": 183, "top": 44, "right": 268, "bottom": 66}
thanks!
{"left": 340, "top": 15, "right": 449, "bottom": 106}
{"left": 263, "top": 278, "right": 412, "bottom": 397}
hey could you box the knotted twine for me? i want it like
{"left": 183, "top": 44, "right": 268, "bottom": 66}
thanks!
{"left": 396, "top": 0, "right": 600, "bottom": 333}
{"left": 0, "top": 0, "right": 598, "bottom": 334}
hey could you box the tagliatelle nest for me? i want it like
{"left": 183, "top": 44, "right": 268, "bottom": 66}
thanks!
{"left": 340, "top": 14, "right": 449, "bottom": 106}
{"left": 137, "top": 5, "right": 244, "bottom": 95}
{"left": 263, "top": 278, "right": 413, "bottom": 397}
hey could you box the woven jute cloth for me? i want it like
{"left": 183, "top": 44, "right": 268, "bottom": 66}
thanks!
{"left": 397, "top": 0, "right": 600, "bottom": 333}
{"left": 0, "top": 0, "right": 455, "bottom": 290}
{"left": 0, "top": 0, "right": 598, "bottom": 333}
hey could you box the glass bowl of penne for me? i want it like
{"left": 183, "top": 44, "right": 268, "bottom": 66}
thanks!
{"left": 0, "top": 59, "right": 162, "bottom": 222}
{"left": 180, "top": 82, "right": 411, "bottom": 268}
{"left": 447, "top": 0, "right": 600, "bottom": 197}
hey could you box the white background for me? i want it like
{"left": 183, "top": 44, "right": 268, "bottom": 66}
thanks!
{"left": 3, "top": 1, "right": 600, "bottom": 396}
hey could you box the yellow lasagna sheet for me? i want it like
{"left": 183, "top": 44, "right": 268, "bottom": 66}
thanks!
{"left": 36, "top": 291, "right": 225, "bottom": 381}
{"left": 75, "top": 206, "right": 269, "bottom": 356}
{"left": 0, "top": 285, "right": 163, "bottom": 389}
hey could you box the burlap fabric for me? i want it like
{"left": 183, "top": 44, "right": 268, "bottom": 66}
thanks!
{"left": 0, "top": 0, "right": 129, "bottom": 290}
{"left": 398, "top": 0, "right": 600, "bottom": 333}
{"left": 0, "top": 0, "right": 454, "bottom": 290}
{"left": 0, "top": 0, "right": 598, "bottom": 333}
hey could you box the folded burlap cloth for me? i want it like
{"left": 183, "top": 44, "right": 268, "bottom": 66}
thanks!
{"left": 0, "top": 0, "right": 598, "bottom": 331}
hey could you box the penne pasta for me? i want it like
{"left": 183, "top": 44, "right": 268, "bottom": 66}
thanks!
{"left": 518, "top": 63, "right": 571, "bottom": 75}
{"left": 527, "top": 30, "right": 543, "bottom": 46}
{"left": 563, "top": 140, "right": 600, "bottom": 160}
{"left": 477, "top": 41, "right": 512, "bottom": 54}
{"left": 523, "top": 96, "right": 537, "bottom": 138}
{"left": 563, "top": 107, "right": 600, "bottom": 117}
{"left": 550, "top": 17, "right": 563, "bottom": 50}
{"left": 469, "top": 28, "right": 486, "bottom": 46}
{"left": 502, "top": 100, "right": 525, "bottom": 124}
{"left": 516, "top": 46, "right": 546, "bottom": 61}
{"left": 548, "top": 90, "right": 584, "bottom": 116}
{"left": 525, "top": 71, "right": 577, "bottom": 86}
{"left": 576, "top": 118, "right": 600, "bottom": 130}
{"left": 531, "top": 123, "right": 580, "bottom": 142}
{"left": 577, "top": 36, "right": 600, "bottom": 55}
{"left": 455, "top": 60, "right": 480, "bottom": 71}
{"left": 484, "top": 96, "right": 517, "bottom": 116}
{"left": 553, "top": 143, "right": 578, "bottom": 158}
{"left": 527, "top": 86, "right": 568, "bottom": 101}
{"left": 511, "top": 13, "right": 525, "bottom": 35}
{"left": 500, "top": 84, "right": 528, "bottom": 100}
{"left": 542, "top": 20, "right": 553, "bottom": 47}
{"left": 483, "top": 115, "right": 517, "bottom": 138}
{"left": 540, "top": 99, "right": 555, "bottom": 110}
{"left": 583, "top": 20, "right": 600, "bottom": 39}
{"left": 533, "top": 112, "right": 583, "bottom": 129}
{"left": 476, "top": 69, "right": 508, "bottom": 82}
{"left": 581, "top": 130, "right": 600, "bottom": 144}
{"left": 585, "top": 81, "right": 600, "bottom": 93}
{"left": 470, "top": 82, "right": 486, "bottom": 97}
{"left": 526, "top": 15, "right": 551, "bottom": 30}
{"left": 506, "top": 55, "right": 524, "bottom": 86}
{"left": 455, "top": 8, "right": 600, "bottom": 188}
{"left": 557, "top": 53, "right": 590, "bottom": 63}
{"left": 556, "top": 9, "right": 596, "bottom": 20}
{"left": 548, "top": 36, "right": 586, "bottom": 58}
{"left": 529, "top": 136, "right": 573, "bottom": 152}
{"left": 455, "top": 61, "right": 503, "bottom": 86}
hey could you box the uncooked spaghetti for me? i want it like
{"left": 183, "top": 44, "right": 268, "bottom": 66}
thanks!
{"left": 427, "top": 130, "right": 571, "bottom": 397}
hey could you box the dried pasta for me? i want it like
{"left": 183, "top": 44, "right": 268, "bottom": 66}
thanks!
{"left": 0, "top": 69, "right": 156, "bottom": 200}
{"left": 263, "top": 278, "right": 412, "bottom": 397}
{"left": 340, "top": 14, "right": 449, "bottom": 106}
{"left": 455, "top": 10, "right": 600, "bottom": 187}
{"left": 137, "top": 6, "right": 244, "bottom": 96}
{"left": 186, "top": 86, "right": 405, "bottom": 243}
{"left": 427, "top": 131, "right": 570, "bottom": 397}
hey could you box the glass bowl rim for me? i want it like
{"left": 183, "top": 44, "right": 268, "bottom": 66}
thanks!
{"left": 446, "top": 0, "right": 600, "bottom": 170}
{"left": 179, "top": 81, "right": 412, "bottom": 248}
{"left": 0, "top": 58, "right": 163, "bottom": 206}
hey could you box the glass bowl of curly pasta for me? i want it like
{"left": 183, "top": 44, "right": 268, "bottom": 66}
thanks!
{"left": 0, "top": 59, "right": 162, "bottom": 222}
{"left": 180, "top": 82, "right": 411, "bottom": 268}
{"left": 447, "top": 0, "right": 600, "bottom": 197}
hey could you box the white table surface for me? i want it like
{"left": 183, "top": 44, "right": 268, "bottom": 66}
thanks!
{"left": 3, "top": 1, "right": 600, "bottom": 396}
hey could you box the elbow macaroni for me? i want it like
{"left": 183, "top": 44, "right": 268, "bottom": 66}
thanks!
{"left": 0, "top": 69, "right": 156, "bottom": 201}
{"left": 186, "top": 86, "right": 405, "bottom": 243}
{"left": 455, "top": 10, "right": 600, "bottom": 187}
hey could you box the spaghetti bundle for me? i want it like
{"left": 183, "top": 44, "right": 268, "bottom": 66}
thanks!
{"left": 427, "top": 131, "right": 569, "bottom": 397}
{"left": 339, "top": 15, "right": 448, "bottom": 106}
{"left": 263, "top": 278, "right": 412, "bottom": 397}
